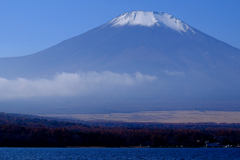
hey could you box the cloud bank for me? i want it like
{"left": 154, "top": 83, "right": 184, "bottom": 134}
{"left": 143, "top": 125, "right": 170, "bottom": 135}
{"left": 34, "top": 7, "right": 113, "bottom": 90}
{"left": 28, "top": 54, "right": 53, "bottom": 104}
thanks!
{"left": 0, "top": 71, "right": 156, "bottom": 99}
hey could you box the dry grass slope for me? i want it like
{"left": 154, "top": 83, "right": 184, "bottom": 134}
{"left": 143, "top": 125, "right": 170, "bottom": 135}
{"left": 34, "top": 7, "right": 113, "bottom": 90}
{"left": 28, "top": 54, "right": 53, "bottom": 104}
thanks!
{"left": 41, "top": 110, "right": 240, "bottom": 123}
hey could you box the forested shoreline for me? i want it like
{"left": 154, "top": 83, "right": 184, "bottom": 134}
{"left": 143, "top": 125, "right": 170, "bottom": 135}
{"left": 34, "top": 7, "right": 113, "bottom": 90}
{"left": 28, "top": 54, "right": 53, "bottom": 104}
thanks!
{"left": 0, "top": 112, "right": 240, "bottom": 147}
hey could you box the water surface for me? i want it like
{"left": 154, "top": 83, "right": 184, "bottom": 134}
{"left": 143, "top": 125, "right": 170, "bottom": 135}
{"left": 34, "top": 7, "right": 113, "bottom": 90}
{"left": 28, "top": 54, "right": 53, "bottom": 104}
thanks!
{"left": 0, "top": 148, "right": 239, "bottom": 160}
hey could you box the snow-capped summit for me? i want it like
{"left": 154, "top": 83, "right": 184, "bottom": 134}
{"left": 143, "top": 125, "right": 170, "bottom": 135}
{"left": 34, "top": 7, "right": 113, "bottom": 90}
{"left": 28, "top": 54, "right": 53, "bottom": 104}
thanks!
{"left": 109, "top": 11, "right": 193, "bottom": 33}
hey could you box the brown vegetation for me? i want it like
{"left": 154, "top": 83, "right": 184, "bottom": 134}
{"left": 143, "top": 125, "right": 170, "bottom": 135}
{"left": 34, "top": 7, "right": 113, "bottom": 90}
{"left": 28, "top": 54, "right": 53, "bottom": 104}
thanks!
{"left": 0, "top": 112, "right": 240, "bottom": 147}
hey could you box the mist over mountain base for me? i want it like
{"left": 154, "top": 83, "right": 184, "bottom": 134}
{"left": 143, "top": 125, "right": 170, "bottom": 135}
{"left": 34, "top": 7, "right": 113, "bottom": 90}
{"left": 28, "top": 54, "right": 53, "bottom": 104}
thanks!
{"left": 1, "top": 96, "right": 240, "bottom": 115}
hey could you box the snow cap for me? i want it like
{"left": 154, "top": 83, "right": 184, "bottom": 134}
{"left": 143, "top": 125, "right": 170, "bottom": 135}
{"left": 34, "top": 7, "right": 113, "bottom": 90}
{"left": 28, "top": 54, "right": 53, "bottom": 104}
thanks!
{"left": 109, "top": 11, "right": 193, "bottom": 33}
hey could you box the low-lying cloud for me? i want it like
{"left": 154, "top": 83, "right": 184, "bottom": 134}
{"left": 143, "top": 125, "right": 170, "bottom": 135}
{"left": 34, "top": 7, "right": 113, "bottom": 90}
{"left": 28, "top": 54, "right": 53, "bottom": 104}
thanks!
{"left": 0, "top": 71, "right": 156, "bottom": 99}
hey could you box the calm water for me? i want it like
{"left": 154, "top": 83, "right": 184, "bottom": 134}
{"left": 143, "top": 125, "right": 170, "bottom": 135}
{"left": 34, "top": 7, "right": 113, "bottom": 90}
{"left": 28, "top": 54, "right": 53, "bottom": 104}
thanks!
{"left": 0, "top": 148, "right": 239, "bottom": 160}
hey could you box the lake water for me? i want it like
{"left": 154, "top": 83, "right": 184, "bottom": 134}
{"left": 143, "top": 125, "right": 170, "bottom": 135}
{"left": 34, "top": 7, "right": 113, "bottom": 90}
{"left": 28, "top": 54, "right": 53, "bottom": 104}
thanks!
{"left": 0, "top": 148, "right": 239, "bottom": 160}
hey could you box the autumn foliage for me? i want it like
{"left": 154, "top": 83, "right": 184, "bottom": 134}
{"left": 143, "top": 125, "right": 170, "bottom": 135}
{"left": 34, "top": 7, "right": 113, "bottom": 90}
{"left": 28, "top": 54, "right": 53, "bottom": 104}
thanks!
{"left": 0, "top": 112, "right": 239, "bottom": 147}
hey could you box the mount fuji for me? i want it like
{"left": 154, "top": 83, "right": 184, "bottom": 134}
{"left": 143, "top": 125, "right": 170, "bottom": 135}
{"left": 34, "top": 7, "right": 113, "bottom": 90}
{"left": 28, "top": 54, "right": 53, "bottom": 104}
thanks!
{"left": 0, "top": 11, "right": 240, "bottom": 114}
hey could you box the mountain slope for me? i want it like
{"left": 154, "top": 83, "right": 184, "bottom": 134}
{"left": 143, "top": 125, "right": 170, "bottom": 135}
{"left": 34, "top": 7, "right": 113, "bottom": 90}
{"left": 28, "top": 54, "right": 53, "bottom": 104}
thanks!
{"left": 0, "top": 11, "right": 240, "bottom": 114}
{"left": 0, "top": 11, "right": 239, "bottom": 80}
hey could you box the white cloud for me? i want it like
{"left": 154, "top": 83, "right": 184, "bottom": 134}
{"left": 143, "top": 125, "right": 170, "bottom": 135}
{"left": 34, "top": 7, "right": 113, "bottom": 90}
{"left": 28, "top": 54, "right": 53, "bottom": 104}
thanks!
{"left": 0, "top": 71, "right": 156, "bottom": 99}
{"left": 165, "top": 70, "right": 184, "bottom": 76}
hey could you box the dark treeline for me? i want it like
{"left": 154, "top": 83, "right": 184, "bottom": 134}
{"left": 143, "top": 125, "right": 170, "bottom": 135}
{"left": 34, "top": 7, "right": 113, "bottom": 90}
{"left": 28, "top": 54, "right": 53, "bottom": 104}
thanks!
{"left": 0, "top": 112, "right": 240, "bottom": 147}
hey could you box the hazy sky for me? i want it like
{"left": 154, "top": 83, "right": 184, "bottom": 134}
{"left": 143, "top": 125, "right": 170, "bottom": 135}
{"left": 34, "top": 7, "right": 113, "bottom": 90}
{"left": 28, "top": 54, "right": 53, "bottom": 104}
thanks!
{"left": 0, "top": 0, "right": 240, "bottom": 58}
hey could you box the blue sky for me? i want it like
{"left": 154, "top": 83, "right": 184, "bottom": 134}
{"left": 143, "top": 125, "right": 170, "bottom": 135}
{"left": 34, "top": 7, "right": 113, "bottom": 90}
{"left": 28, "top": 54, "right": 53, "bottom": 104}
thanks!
{"left": 0, "top": 0, "right": 240, "bottom": 57}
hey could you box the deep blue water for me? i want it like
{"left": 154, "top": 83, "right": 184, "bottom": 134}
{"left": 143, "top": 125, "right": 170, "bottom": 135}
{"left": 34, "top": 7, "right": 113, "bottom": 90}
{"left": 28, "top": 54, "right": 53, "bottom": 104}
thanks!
{"left": 0, "top": 148, "right": 239, "bottom": 160}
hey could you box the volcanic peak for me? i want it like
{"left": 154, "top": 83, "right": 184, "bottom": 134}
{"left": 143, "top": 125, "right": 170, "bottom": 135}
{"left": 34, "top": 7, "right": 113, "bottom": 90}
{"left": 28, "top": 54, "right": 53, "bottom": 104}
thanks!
{"left": 109, "top": 11, "right": 194, "bottom": 33}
